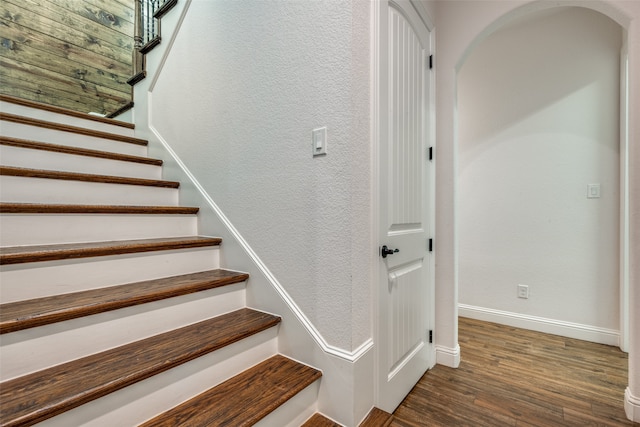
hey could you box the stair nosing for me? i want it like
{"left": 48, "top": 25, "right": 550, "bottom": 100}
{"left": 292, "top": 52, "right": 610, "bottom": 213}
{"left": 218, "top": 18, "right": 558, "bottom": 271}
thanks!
{"left": 0, "top": 309, "right": 281, "bottom": 427}
{"left": 0, "top": 203, "right": 199, "bottom": 215}
{"left": 0, "top": 113, "right": 146, "bottom": 146}
{"left": 0, "top": 269, "right": 249, "bottom": 334}
{"left": 0, "top": 166, "right": 180, "bottom": 188}
{"left": 0, "top": 136, "right": 162, "bottom": 166}
{"left": 0, "top": 236, "right": 221, "bottom": 265}
{"left": 0, "top": 94, "right": 135, "bottom": 129}
{"left": 139, "top": 354, "right": 322, "bottom": 427}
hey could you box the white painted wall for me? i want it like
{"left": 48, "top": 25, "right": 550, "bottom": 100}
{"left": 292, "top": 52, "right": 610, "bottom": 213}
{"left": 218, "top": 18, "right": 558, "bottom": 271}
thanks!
{"left": 457, "top": 7, "right": 622, "bottom": 341}
{"left": 434, "top": 0, "right": 640, "bottom": 421}
{"left": 148, "top": 0, "right": 372, "bottom": 352}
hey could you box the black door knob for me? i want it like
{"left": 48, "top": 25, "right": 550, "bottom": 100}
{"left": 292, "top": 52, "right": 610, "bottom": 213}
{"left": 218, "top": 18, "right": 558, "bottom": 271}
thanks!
{"left": 381, "top": 245, "right": 399, "bottom": 258}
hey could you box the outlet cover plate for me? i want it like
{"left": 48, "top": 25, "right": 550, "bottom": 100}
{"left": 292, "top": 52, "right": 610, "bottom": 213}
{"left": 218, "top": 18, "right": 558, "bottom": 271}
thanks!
{"left": 517, "top": 284, "right": 529, "bottom": 299}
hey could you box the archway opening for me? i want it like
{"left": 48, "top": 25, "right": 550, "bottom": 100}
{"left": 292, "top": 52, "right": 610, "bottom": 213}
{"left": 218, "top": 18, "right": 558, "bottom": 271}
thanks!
{"left": 456, "top": 6, "right": 628, "bottom": 348}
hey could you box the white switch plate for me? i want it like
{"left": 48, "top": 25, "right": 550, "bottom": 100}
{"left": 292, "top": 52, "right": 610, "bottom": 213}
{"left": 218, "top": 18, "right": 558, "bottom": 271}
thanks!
{"left": 587, "top": 184, "right": 601, "bottom": 199}
{"left": 312, "top": 127, "right": 327, "bottom": 157}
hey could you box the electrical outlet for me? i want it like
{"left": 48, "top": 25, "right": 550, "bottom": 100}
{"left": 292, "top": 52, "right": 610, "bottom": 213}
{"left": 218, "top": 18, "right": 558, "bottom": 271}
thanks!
{"left": 517, "top": 284, "right": 529, "bottom": 299}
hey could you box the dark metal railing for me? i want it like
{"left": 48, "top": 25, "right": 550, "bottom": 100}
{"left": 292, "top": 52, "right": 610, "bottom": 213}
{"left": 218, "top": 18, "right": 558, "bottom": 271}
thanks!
{"left": 130, "top": 0, "right": 174, "bottom": 84}
{"left": 140, "top": 0, "right": 163, "bottom": 46}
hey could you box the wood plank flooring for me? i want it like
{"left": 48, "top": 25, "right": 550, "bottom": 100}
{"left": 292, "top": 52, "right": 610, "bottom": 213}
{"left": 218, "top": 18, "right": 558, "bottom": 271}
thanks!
{"left": 391, "top": 317, "right": 636, "bottom": 426}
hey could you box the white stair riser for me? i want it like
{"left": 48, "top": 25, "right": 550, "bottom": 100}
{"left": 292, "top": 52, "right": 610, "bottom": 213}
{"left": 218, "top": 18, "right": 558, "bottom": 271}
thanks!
{"left": 0, "top": 145, "right": 162, "bottom": 180}
{"left": 0, "top": 121, "right": 147, "bottom": 157}
{"left": 255, "top": 381, "right": 321, "bottom": 427}
{"left": 0, "top": 101, "right": 136, "bottom": 137}
{"left": 35, "top": 330, "right": 278, "bottom": 427}
{"left": 0, "top": 247, "right": 220, "bottom": 303}
{"left": 0, "top": 214, "right": 198, "bottom": 246}
{"left": 0, "top": 176, "right": 179, "bottom": 206}
{"left": 1, "top": 283, "right": 246, "bottom": 380}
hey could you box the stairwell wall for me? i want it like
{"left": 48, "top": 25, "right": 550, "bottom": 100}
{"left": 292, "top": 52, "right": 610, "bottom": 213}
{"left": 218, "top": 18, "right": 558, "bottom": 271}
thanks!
{"left": 129, "top": 0, "right": 374, "bottom": 424}
{"left": 145, "top": 0, "right": 371, "bottom": 357}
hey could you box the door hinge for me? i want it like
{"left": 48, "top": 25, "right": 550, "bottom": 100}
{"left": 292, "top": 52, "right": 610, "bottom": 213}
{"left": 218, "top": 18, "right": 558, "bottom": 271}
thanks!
{"left": 429, "top": 330, "right": 433, "bottom": 343}
{"left": 429, "top": 238, "right": 433, "bottom": 252}
{"left": 429, "top": 146, "right": 433, "bottom": 161}
{"left": 429, "top": 54, "right": 433, "bottom": 70}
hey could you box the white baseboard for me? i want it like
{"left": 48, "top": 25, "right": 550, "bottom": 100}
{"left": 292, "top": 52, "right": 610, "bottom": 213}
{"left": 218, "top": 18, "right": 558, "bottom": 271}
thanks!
{"left": 459, "top": 304, "right": 620, "bottom": 347}
{"left": 435, "top": 344, "right": 460, "bottom": 368}
{"left": 625, "top": 388, "right": 640, "bottom": 422}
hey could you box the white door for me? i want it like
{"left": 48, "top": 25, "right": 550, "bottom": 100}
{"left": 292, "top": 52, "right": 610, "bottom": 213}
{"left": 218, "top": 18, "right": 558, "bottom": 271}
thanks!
{"left": 377, "top": 0, "right": 433, "bottom": 413}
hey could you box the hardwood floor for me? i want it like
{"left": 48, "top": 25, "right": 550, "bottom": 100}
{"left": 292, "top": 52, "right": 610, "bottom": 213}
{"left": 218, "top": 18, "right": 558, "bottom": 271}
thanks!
{"left": 391, "top": 317, "right": 636, "bottom": 426}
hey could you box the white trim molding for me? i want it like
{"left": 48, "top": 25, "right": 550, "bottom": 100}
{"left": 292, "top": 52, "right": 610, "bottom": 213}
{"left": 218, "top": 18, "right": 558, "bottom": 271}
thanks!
{"left": 148, "top": 122, "right": 374, "bottom": 363}
{"left": 435, "top": 344, "right": 460, "bottom": 368}
{"left": 459, "top": 304, "right": 620, "bottom": 347}
{"left": 625, "top": 387, "right": 640, "bottom": 422}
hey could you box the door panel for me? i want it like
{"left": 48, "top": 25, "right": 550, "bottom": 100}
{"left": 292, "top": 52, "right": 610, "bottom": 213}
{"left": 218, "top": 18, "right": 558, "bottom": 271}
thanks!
{"left": 377, "top": 0, "right": 431, "bottom": 412}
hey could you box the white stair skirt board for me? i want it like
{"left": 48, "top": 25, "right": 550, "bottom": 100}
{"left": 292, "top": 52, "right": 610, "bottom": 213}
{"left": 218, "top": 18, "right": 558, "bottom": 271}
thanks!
{"left": 0, "top": 176, "right": 179, "bottom": 206}
{"left": 0, "top": 214, "right": 198, "bottom": 246}
{"left": 435, "top": 344, "right": 461, "bottom": 369}
{"left": 0, "top": 145, "right": 162, "bottom": 180}
{"left": 458, "top": 304, "right": 620, "bottom": 346}
{"left": 1, "top": 283, "right": 246, "bottom": 380}
{"left": 253, "top": 379, "right": 320, "bottom": 427}
{"left": 35, "top": 330, "right": 278, "bottom": 427}
{"left": 0, "top": 100, "right": 136, "bottom": 137}
{"left": 625, "top": 388, "right": 640, "bottom": 422}
{"left": 0, "top": 121, "right": 147, "bottom": 157}
{"left": 0, "top": 247, "right": 221, "bottom": 302}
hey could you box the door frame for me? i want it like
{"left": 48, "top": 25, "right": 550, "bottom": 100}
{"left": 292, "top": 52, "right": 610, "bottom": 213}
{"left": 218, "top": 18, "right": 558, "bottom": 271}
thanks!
{"left": 371, "top": 0, "right": 436, "bottom": 410}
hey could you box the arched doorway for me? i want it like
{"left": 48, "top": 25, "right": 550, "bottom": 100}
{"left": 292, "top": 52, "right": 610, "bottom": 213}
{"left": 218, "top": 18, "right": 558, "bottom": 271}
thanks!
{"left": 456, "top": 6, "right": 624, "bottom": 347}
{"left": 433, "top": 0, "right": 637, "bottom": 421}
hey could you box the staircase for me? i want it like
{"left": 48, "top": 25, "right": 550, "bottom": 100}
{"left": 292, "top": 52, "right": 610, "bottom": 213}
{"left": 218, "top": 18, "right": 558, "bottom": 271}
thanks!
{"left": 0, "top": 95, "right": 340, "bottom": 426}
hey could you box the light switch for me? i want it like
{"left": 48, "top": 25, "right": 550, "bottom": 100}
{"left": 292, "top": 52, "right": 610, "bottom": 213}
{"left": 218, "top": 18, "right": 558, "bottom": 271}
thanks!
{"left": 587, "top": 184, "right": 600, "bottom": 199}
{"left": 312, "top": 127, "right": 327, "bottom": 157}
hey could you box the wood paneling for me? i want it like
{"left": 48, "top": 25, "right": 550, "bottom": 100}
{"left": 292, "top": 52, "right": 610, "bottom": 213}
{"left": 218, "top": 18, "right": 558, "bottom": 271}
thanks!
{"left": 0, "top": 0, "right": 133, "bottom": 116}
{"left": 391, "top": 317, "right": 634, "bottom": 426}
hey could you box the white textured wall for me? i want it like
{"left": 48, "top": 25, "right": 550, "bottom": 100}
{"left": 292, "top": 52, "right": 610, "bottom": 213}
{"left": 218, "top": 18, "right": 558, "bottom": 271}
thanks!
{"left": 149, "top": 0, "right": 371, "bottom": 351}
{"left": 457, "top": 7, "right": 622, "bottom": 331}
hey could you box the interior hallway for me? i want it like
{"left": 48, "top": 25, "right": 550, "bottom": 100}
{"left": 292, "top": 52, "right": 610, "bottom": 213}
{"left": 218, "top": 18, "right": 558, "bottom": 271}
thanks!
{"left": 390, "top": 317, "right": 635, "bottom": 426}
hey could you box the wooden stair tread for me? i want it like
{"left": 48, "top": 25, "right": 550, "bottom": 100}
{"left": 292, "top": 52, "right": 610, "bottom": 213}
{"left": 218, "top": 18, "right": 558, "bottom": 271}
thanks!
{"left": 0, "top": 203, "right": 199, "bottom": 214}
{"left": 0, "top": 112, "right": 146, "bottom": 146}
{"left": 359, "top": 408, "right": 394, "bottom": 427}
{"left": 0, "top": 269, "right": 247, "bottom": 334}
{"left": 0, "top": 136, "right": 162, "bottom": 166}
{"left": 139, "top": 354, "right": 321, "bottom": 427}
{"left": 0, "top": 94, "right": 135, "bottom": 129}
{"left": 0, "top": 236, "right": 221, "bottom": 265}
{"left": 0, "top": 308, "right": 281, "bottom": 427}
{"left": 0, "top": 166, "right": 179, "bottom": 188}
{"left": 302, "top": 413, "right": 343, "bottom": 427}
